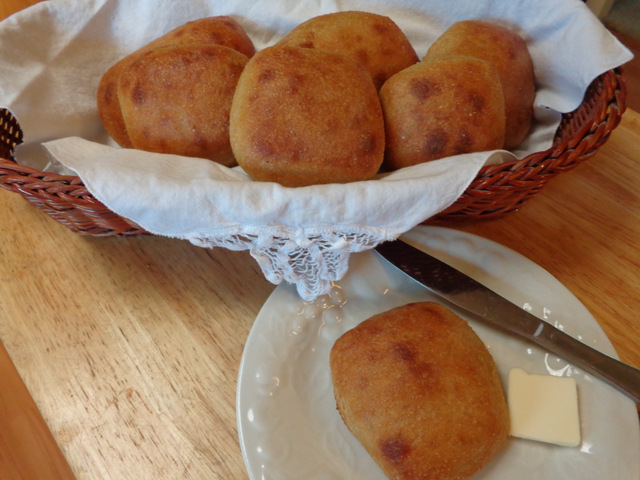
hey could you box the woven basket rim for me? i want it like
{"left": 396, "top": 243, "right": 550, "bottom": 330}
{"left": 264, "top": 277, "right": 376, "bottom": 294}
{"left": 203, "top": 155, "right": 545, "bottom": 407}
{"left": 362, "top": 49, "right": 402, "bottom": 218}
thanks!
{"left": 484, "top": 68, "right": 624, "bottom": 172}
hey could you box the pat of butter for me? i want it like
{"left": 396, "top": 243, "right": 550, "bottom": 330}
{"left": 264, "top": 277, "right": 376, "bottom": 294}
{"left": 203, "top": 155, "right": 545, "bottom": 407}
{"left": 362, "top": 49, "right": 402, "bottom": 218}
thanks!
{"left": 507, "top": 368, "right": 581, "bottom": 447}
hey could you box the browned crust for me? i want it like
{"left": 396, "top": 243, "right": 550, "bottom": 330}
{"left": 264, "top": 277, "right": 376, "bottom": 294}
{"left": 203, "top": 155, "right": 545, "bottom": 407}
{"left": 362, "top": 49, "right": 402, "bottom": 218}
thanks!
{"left": 117, "top": 45, "right": 248, "bottom": 166}
{"left": 380, "top": 56, "right": 505, "bottom": 169}
{"left": 330, "top": 302, "right": 510, "bottom": 480}
{"left": 97, "top": 16, "right": 255, "bottom": 165}
{"left": 424, "top": 20, "right": 535, "bottom": 150}
{"left": 278, "top": 11, "right": 418, "bottom": 90}
{"left": 229, "top": 45, "right": 385, "bottom": 186}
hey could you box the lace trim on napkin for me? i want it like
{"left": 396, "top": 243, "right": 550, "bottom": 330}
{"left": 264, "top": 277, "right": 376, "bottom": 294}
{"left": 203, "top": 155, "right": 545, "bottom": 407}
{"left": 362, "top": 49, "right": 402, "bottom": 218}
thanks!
{"left": 189, "top": 230, "right": 388, "bottom": 300}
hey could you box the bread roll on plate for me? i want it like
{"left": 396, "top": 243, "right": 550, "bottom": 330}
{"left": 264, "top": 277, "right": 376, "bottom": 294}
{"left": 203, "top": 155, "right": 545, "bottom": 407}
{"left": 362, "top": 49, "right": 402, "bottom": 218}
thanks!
{"left": 230, "top": 45, "right": 385, "bottom": 186}
{"left": 330, "top": 302, "right": 510, "bottom": 480}
{"left": 380, "top": 55, "right": 505, "bottom": 169}
{"left": 278, "top": 11, "right": 418, "bottom": 90}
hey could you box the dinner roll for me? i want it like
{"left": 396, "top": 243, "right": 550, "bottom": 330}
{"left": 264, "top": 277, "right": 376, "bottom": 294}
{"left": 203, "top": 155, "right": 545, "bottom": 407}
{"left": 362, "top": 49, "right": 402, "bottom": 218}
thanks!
{"left": 277, "top": 11, "right": 418, "bottom": 90}
{"left": 424, "top": 20, "right": 535, "bottom": 149}
{"left": 379, "top": 55, "right": 505, "bottom": 169}
{"left": 145, "top": 16, "right": 256, "bottom": 58}
{"left": 229, "top": 46, "right": 385, "bottom": 186}
{"left": 97, "top": 16, "right": 255, "bottom": 164}
{"left": 330, "top": 302, "right": 510, "bottom": 480}
{"left": 117, "top": 44, "right": 248, "bottom": 166}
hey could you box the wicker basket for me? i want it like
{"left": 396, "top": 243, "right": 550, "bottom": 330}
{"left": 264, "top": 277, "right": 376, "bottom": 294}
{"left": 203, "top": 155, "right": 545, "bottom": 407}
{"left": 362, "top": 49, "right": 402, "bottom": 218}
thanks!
{"left": 0, "top": 67, "right": 627, "bottom": 236}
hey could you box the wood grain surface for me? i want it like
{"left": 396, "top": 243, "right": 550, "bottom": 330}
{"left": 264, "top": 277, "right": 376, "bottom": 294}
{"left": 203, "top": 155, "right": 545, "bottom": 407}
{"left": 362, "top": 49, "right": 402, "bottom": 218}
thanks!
{"left": 0, "top": 342, "right": 76, "bottom": 480}
{"left": 1, "top": 1, "right": 639, "bottom": 479}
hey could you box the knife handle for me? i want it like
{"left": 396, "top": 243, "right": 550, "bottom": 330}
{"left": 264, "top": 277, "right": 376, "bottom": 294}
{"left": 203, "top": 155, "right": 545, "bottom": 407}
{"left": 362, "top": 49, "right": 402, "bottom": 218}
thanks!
{"left": 535, "top": 322, "right": 640, "bottom": 404}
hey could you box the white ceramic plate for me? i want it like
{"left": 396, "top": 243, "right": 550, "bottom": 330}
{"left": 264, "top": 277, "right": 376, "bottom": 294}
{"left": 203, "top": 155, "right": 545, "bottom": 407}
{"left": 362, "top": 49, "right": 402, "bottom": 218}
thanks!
{"left": 236, "top": 226, "right": 640, "bottom": 480}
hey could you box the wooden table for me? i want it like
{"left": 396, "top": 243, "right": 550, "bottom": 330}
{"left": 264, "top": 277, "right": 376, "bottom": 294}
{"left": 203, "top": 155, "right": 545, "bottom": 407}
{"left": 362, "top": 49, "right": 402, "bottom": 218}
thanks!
{"left": 1, "top": 1, "right": 640, "bottom": 479}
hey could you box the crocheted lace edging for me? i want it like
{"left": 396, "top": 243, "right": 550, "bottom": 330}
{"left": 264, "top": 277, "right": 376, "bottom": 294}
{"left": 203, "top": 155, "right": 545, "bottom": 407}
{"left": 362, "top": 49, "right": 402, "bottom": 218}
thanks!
{"left": 189, "top": 230, "right": 390, "bottom": 300}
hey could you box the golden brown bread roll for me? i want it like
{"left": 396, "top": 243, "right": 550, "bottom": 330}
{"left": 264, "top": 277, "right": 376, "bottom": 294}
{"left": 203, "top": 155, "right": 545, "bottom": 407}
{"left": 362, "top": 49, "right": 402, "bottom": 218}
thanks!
{"left": 99, "top": 64, "right": 135, "bottom": 148}
{"left": 229, "top": 46, "right": 385, "bottom": 186}
{"left": 277, "top": 11, "right": 418, "bottom": 90}
{"left": 142, "top": 16, "right": 256, "bottom": 58}
{"left": 379, "top": 55, "right": 505, "bottom": 169}
{"left": 97, "top": 16, "right": 255, "bottom": 164}
{"left": 330, "top": 302, "right": 509, "bottom": 480}
{"left": 424, "top": 20, "right": 535, "bottom": 150}
{"left": 117, "top": 44, "right": 248, "bottom": 166}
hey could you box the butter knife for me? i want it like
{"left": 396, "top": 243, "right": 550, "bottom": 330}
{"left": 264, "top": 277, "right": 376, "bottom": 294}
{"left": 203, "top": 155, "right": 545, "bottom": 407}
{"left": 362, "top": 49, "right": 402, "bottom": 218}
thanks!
{"left": 375, "top": 239, "right": 640, "bottom": 403}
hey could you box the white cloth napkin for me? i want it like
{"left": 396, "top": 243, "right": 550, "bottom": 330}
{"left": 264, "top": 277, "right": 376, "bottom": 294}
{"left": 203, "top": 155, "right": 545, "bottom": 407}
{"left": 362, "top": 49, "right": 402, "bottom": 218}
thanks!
{"left": 0, "top": 0, "right": 632, "bottom": 300}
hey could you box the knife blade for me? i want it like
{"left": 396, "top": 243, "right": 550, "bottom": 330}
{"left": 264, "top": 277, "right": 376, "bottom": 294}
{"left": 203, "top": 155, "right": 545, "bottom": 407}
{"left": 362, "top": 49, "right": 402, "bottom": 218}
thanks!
{"left": 375, "top": 239, "right": 640, "bottom": 403}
